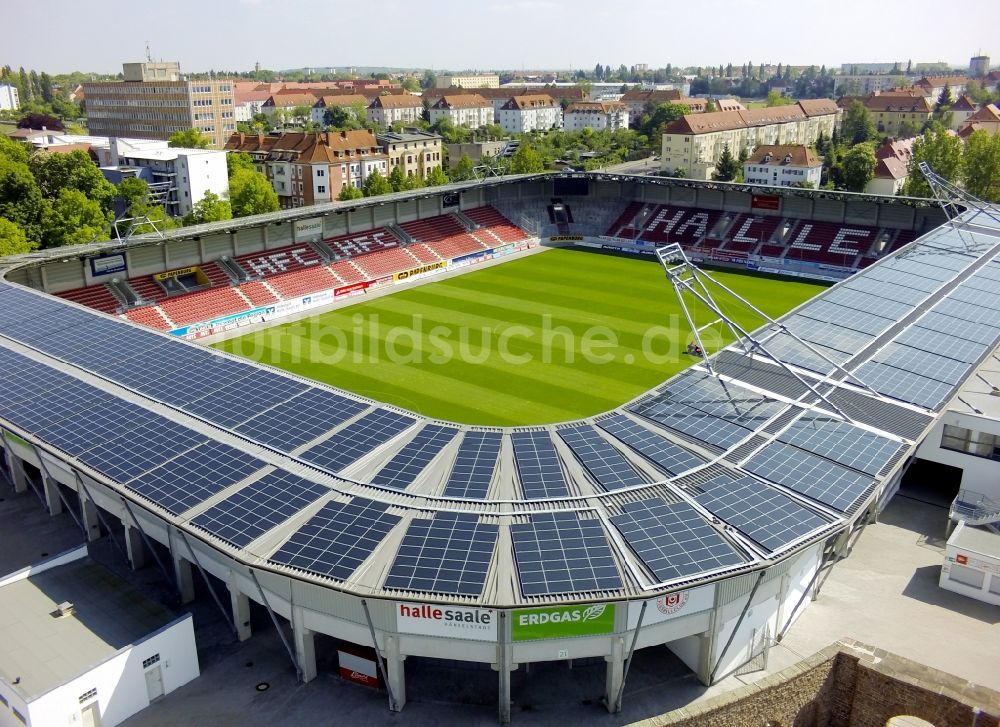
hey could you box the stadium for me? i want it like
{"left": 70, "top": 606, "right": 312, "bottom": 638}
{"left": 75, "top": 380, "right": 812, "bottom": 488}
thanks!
{"left": 1, "top": 171, "right": 999, "bottom": 724}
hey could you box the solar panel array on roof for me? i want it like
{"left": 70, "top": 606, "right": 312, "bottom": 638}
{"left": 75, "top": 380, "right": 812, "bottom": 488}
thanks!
{"left": 443, "top": 431, "right": 502, "bottom": 499}
{"left": 126, "top": 441, "right": 266, "bottom": 515}
{"left": 78, "top": 420, "right": 208, "bottom": 483}
{"left": 234, "top": 387, "right": 369, "bottom": 451}
{"left": 270, "top": 497, "right": 401, "bottom": 580}
{"left": 192, "top": 470, "right": 329, "bottom": 548}
{"left": 299, "top": 408, "right": 415, "bottom": 473}
{"left": 556, "top": 425, "right": 645, "bottom": 490}
{"left": 597, "top": 413, "right": 706, "bottom": 475}
{"left": 510, "top": 431, "right": 569, "bottom": 499}
{"left": 778, "top": 413, "right": 902, "bottom": 475}
{"left": 371, "top": 424, "right": 457, "bottom": 490}
{"left": 695, "top": 475, "right": 830, "bottom": 552}
{"left": 610, "top": 499, "right": 748, "bottom": 582}
{"left": 743, "top": 441, "right": 874, "bottom": 513}
{"left": 384, "top": 512, "right": 498, "bottom": 596}
{"left": 181, "top": 369, "right": 309, "bottom": 428}
{"left": 510, "top": 513, "right": 622, "bottom": 596}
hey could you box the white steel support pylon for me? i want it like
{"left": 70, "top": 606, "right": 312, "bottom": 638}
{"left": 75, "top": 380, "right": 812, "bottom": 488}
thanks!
{"left": 654, "top": 243, "right": 872, "bottom": 423}
{"left": 916, "top": 161, "right": 1000, "bottom": 254}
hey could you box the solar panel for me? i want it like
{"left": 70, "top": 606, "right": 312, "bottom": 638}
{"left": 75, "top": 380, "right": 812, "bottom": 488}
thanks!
{"left": 0, "top": 379, "right": 112, "bottom": 432}
{"left": 949, "top": 284, "right": 1000, "bottom": 309}
{"left": 794, "top": 301, "right": 895, "bottom": 336}
{"left": 36, "top": 398, "right": 160, "bottom": 456}
{"left": 77, "top": 419, "right": 208, "bottom": 483}
{"left": 860, "top": 265, "right": 942, "bottom": 294}
{"left": 371, "top": 424, "right": 458, "bottom": 490}
{"left": 234, "top": 387, "right": 369, "bottom": 451}
{"left": 597, "top": 413, "right": 705, "bottom": 475}
{"left": 557, "top": 425, "right": 645, "bottom": 490}
{"left": 126, "top": 441, "right": 266, "bottom": 515}
{"left": 127, "top": 355, "right": 255, "bottom": 406}
{"left": 841, "top": 276, "right": 930, "bottom": 306}
{"left": 761, "top": 332, "right": 841, "bottom": 375}
{"left": 610, "top": 499, "right": 747, "bottom": 582}
{"left": 934, "top": 298, "right": 1000, "bottom": 326}
{"left": 383, "top": 512, "right": 498, "bottom": 596}
{"left": 442, "top": 431, "right": 502, "bottom": 499}
{"left": 270, "top": 497, "right": 401, "bottom": 581}
{"left": 299, "top": 408, "right": 415, "bottom": 473}
{"left": 779, "top": 414, "right": 902, "bottom": 475}
{"left": 871, "top": 344, "right": 971, "bottom": 386}
{"left": 192, "top": 469, "right": 329, "bottom": 548}
{"left": 743, "top": 441, "right": 875, "bottom": 513}
{"left": 181, "top": 369, "right": 309, "bottom": 428}
{"left": 510, "top": 431, "right": 570, "bottom": 499}
{"left": 695, "top": 475, "right": 830, "bottom": 552}
{"left": 892, "top": 327, "right": 988, "bottom": 365}
{"left": 821, "top": 288, "right": 913, "bottom": 321}
{"left": 852, "top": 361, "right": 955, "bottom": 409}
{"left": 510, "top": 512, "right": 622, "bottom": 596}
{"left": 914, "top": 312, "right": 1000, "bottom": 345}
{"left": 782, "top": 316, "right": 875, "bottom": 357}
{"left": 629, "top": 395, "right": 753, "bottom": 450}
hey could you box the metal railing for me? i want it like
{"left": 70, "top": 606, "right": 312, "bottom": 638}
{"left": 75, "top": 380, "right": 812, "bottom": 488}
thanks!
{"left": 950, "top": 489, "right": 1000, "bottom": 525}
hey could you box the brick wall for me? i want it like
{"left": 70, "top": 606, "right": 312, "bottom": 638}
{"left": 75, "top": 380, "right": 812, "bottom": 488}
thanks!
{"left": 642, "top": 639, "right": 1000, "bottom": 727}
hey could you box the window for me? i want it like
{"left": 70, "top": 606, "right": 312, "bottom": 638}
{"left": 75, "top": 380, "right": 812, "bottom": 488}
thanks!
{"left": 79, "top": 688, "right": 98, "bottom": 704}
{"left": 317, "top": 169, "right": 325, "bottom": 177}
{"left": 318, "top": 185, "right": 326, "bottom": 194}
{"left": 941, "top": 425, "right": 1000, "bottom": 461}
{"left": 142, "top": 653, "right": 161, "bottom": 669}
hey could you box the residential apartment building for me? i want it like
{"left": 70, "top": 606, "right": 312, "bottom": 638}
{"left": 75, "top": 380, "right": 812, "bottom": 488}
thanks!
{"left": 225, "top": 130, "right": 389, "bottom": 208}
{"left": 83, "top": 62, "right": 236, "bottom": 148}
{"left": 234, "top": 88, "right": 271, "bottom": 122}
{"left": 367, "top": 94, "right": 424, "bottom": 128}
{"left": 743, "top": 145, "right": 823, "bottom": 188}
{"left": 837, "top": 94, "right": 933, "bottom": 137}
{"left": 497, "top": 95, "right": 562, "bottom": 133}
{"left": 310, "top": 95, "right": 369, "bottom": 125}
{"left": 104, "top": 138, "right": 228, "bottom": 217}
{"left": 915, "top": 75, "right": 968, "bottom": 99}
{"left": 0, "top": 84, "right": 19, "bottom": 111}
{"left": 376, "top": 130, "right": 443, "bottom": 180}
{"left": 435, "top": 74, "right": 500, "bottom": 89}
{"left": 260, "top": 91, "right": 327, "bottom": 119}
{"left": 446, "top": 140, "right": 507, "bottom": 169}
{"left": 563, "top": 102, "right": 629, "bottom": 131}
{"left": 835, "top": 74, "right": 915, "bottom": 95}
{"left": 960, "top": 104, "right": 1000, "bottom": 137}
{"left": 428, "top": 94, "right": 493, "bottom": 128}
{"left": 950, "top": 95, "right": 980, "bottom": 130}
{"left": 661, "top": 100, "right": 840, "bottom": 180}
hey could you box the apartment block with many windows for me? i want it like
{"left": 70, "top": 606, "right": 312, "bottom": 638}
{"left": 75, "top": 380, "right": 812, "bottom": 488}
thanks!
{"left": 375, "top": 130, "right": 443, "bottom": 180}
{"left": 83, "top": 62, "right": 236, "bottom": 148}
{"left": 563, "top": 102, "right": 629, "bottom": 131}
{"left": 497, "top": 95, "right": 562, "bottom": 133}
{"left": 367, "top": 95, "right": 425, "bottom": 128}
{"left": 428, "top": 94, "right": 493, "bottom": 128}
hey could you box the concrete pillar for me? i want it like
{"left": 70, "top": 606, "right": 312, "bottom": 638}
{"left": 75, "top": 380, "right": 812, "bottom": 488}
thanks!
{"left": 229, "top": 572, "right": 252, "bottom": 642}
{"left": 7, "top": 453, "right": 28, "bottom": 494}
{"left": 173, "top": 555, "right": 195, "bottom": 604}
{"left": 42, "top": 477, "right": 63, "bottom": 516}
{"left": 695, "top": 631, "right": 714, "bottom": 685}
{"left": 383, "top": 634, "right": 406, "bottom": 711}
{"left": 604, "top": 636, "right": 625, "bottom": 713}
{"left": 124, "top": 524, "right": 146, "bottom": 570}
{"left": 80, "top": 493, "right": 101, "bottom": 542}
{"left": 492, "top": 657, "right": 515, "bottom": 724}
{"left": 292, "top": 606, "right": 317, "bottom": 683}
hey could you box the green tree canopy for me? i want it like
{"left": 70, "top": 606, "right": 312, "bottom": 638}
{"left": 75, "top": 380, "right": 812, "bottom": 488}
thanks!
{"left": 841, "top": 142, "right": 877, "bottom": 192}
{"left": 41, "top": 188, "right": 112, "bottom": 247}
{"left": 117, "top": 177, "right": 150, "bottom": 212}
{"left": 226, "top": 151, "right": 255, "bottom": 178}
{"left": 641, "top": 102, "right": 690, "bottom": 141}
{"left": 29, "top": 149, "right": 116, "bottom": 208}
{"left": 0, "top": 157, "right": 46, "bottom": 244}
{"left": 324, "top": 105, "right": 361, "bottom": 129}
{"left": 452, "top": 154, "right": 475, "bottom": 181}
{"left": 903, "top": 127, "right": 963, "bottom": 197}
{"left": 712, "top": 143, "right": 739, "bottom": 181}
{"left": 362, "top": 169, "right": 393, "bottom": 197}
{"left": 229, "top": 168, "right": 279, "bottom": 217}
{"left": 0, "top": 217, "right": 35, "bottom": 257}
{"left": 168, "top": 128, "right": 211, "bottom": 149}
{"left": 337, "top": 184, "right": 364, "bottom": 201}
{"left": 935, "top": 84, "right": 954, "bottom": 112}
{"left": 509, "top": 144, "right": 544, "bottom": 174}
{"left": 183, "top": 191, "right": 233, "bottom": 225}
{"left": 387, "top": 164, "right": 407, "bottom": 193}
{"left": 0, "top": 136, "right": 30, "bottom": 165}
{"left": 962, "top": 129, "right": 1000, "bottom": 202}
{"left": 841, "top": 101, "right": 877, "bottom": 146}
{"left": 425, "top": 166, "right": 449, "bottom": 186}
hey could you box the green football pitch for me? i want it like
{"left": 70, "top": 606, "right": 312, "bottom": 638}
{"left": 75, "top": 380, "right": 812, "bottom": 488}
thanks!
{"left": 215, "top": 248, "right": 826, "bottom": 426}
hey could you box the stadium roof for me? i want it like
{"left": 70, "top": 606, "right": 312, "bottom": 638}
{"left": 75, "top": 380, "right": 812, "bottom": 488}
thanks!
{"left": 1, "top": 180, "right": 998, "bottom": 607}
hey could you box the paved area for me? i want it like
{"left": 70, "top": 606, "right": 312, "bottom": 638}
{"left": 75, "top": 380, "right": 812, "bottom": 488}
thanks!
{"left": 3, "top": 470, "right": 997, "bottom": 726}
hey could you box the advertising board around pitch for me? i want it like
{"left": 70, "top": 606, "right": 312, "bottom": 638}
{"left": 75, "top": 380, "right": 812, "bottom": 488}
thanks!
{"left": 512, "top": 603, "right": 616, "bottom": 641}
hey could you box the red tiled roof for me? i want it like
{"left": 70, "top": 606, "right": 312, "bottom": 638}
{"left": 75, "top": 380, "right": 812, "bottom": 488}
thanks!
{"left": 566, "top": 101, "right": 626, "bottom": 114}
{"left": 874, "top": 157, "right": 908, "bottom": 180}
{"left": 966, "top": 104, "right": 1000, "bottom": 123}
{"left": 746, "top": 145, "right": 822, "bottom": 167}
{"left": 369, "top": 94, "right": 423, "bottom": 109}
{"left": 432, "top": 94, "right": 490, "bottom": 110}
{"left": 950, "top": 95, "right": 978, "bottom": 112}
{"left": 501, "top": 94, "right": 557, "bottom": 110}
{"left": 313, "top": 94, "right": 369, "bottom": 109}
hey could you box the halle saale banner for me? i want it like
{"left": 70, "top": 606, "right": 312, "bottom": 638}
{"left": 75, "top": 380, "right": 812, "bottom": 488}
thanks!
{"left": 511, "top": 603, "right": 616, "bottom": 641}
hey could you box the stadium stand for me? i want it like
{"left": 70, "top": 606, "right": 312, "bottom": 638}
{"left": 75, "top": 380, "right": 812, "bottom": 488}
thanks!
{"left": 783, "top": 220, "right": 878, "bottom": 266}
{"left": 158, "top": 286, "right": 250, "bottom": 326}
{"left": 718, "top": 214, "right": 784, "bottom": 253}
{"left": 352, "top": 247, "right": 423, "bottom": 278}
{"left": 239, "top": 280, "right": 280, "bottom": 307}
{"left": 123, "top": 305, "right": 173, "bottom": 330}
{"left": 465, "top": 206, "right": 532, "bottom": 244}
{"left": 329, "top": 260, "right": 365, "bottom": 284}
{"left": 235, "top": 242, "right": 326, "bottom": 279}
{"left": 325, "top": 228, "right": 401, "bottom": 260}
{"left": 606, "top": 201, "right": 644, "bottom": 238}
{"left": 399, "top": 214, "right": 489, "bottom": 260}
{"left": 127, "top": 275, "right": 169, "bottom": 304}
{"left": 622, "top": 205, "right": 728, "bottom": 248}
{"left": 266, "top": 266, "right": 340, "bottom": 299}
{"left": 56, "top": 283, "right": 121, "bottom": 314}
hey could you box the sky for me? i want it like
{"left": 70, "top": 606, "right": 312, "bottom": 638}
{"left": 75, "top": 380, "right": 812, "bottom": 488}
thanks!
{"left": 5, "top": 0, "right": 999, "bottom": 76}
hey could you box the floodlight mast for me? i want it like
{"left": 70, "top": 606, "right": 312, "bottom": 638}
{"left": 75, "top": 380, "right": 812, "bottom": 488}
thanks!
{"left": 654, "top": 243, "right": 864, "bottom": 422}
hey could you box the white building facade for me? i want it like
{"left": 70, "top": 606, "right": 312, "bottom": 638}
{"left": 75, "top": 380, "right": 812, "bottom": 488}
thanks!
{"left": 497, "top": 95, "right": 562, "bottom": 133}
{"left": 367, "top": 96, "right": 424, "bottom": 129}
{"left": 429, "top": 95, "right": 493, "bottom": 129}
{"left": 743, "top": 145, "right": 823, "bottom": 188}
{"left": 0, "top": 84, "right": 19, "bottom": 111}
{"left": 563, "top": 102, "right": 629, "bottom": 131}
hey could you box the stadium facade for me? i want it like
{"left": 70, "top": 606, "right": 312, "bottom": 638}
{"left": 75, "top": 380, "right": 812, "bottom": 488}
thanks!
{"left": 1, "top": 174, "right": 998, "bottom": 724}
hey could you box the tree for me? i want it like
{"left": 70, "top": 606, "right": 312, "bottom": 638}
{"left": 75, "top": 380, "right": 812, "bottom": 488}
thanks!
{"left": 641, "top": 102, "right": 690, "bottom": 141}
{"left": 362, "top": 169, "right": 392, "bottom": 197}
{"left": 39, "top": 72, "right": 53, "bottom": 104}
{"left": 509, "top": 144, "right": 544, "bottom": 174}
{"left": 421, "top": 70, "right": 437, "bottom": 90}
{"left": 291, "top": 105, "right": 313, "bottom": 125}
{"left": 0, "top": 217, "right": 35, "bottom": 256}
{"left": 337, "top": 185, "right": 364, "bottom": 201}
{"left": 400, "top": 171, "right": 424, "bottom": 191}
{"left": 226, "top": 151, "right": 255, "bottom": 178}
{"left": 229, "top": 168, "right": 279, "bottom": 217}
{"left": 704, "top": 98, "right": 717, "bottom": 112}
{"left": 387, "top": 164, "right": 407, "bottom": 192}
{"left": 425, "top": 166, "right": 449, "bottom": 186}
{"left": 401, "top": 78, "right": 420, "bottom": 93}
{"left": 17, "top": 112, "right": 63, "bottom": 131}
{"left": 0, "top": 157, "right": 47, "bottom": 243}
{"left": 841, "top": 143, "right": 876, "bottom": 192}
{"left": 18, "top": 67, "right": 31, "bottom": 102}
{"left": 765, "top": 89, "right": 786, "bottom": 107}
{"left": 935, "top": 84, "right": 954, "bottom": 112}
{"left": 41, "top": 188, "right": 112, "bottom": 247}
{"left": 117, "top": 177, "right": 150, "bottom": 211}
{"left": 324, "top": 105, "right": 359, "bottom": 129}
{"left": 453, "top": 154, "right": 475, "bottom": 181}
{"left": 962, "top": 129, "right": 1000, "bottom": 202}
{"left": 168, "top": 128, "right": 211, "bottom": 149}
{"left": 183, "top": 191, "right": 232, "bottom": 225}
{"left": 841, "top": 101, "right": 877, "bottom": 146}
{"left": 29, "top": 150, "right": 116, "bottom": 208}
{"left": 712, "top": 143, "right": 739, "bottom": 181}
{"left": 903, "top": 127, "right": 963, "bottom": 196}
{"left": 0, "top": 136, "right": 30, "bottom": 165}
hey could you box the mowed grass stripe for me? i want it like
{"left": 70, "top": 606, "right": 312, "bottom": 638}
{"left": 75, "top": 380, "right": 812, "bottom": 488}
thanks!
{"left": 216, "top": 248, "right": 826, "bottom": 425}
